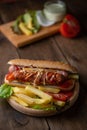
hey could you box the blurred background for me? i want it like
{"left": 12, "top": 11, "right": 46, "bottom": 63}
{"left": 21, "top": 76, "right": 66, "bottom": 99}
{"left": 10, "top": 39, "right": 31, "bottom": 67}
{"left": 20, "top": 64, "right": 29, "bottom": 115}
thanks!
{"left": 0, "top": 0, "right": 87, "bottom": 32}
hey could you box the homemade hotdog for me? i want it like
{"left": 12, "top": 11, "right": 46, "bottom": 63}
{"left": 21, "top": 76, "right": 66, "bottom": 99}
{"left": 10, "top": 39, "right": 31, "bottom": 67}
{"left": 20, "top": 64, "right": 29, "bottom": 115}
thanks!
{"left": 0, "top": 59, "right": 79, "bottom": 116}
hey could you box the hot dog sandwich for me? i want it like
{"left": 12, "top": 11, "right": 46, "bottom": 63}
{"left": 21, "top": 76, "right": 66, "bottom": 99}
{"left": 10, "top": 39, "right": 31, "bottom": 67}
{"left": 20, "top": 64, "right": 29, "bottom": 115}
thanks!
{"left": 0, "top": 59, "right": 79, "bottom": 116}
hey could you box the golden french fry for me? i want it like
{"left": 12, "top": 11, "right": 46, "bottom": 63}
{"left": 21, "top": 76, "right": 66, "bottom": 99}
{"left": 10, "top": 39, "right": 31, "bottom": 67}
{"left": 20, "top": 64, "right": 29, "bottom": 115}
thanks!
{"left": 10, "top": 96, "right": 28, "bottom": 107}
{"left": 25, "top": 85, "right": 52, "bottom": 103}
{"left": 15, "top": 93, "right": 49, "bottom": 105}
{"left": 38, "top": 86, "right": 60, "bottom": 93}
{"left": 12, "top": 87, "right": 35, "bottom": 97}
{"left": 12, "top": 85, "right": 53, "bottom": 106}
{"left": 15, "top": 93, "right": 34, "bottom": 105}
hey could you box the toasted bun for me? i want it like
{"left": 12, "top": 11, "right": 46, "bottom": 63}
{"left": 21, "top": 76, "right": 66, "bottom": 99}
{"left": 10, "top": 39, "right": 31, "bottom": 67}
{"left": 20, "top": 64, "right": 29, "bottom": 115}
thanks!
{"left": 8, "top": 59, "right": 77, "bottom": 73}
{"left": 7, "top": 81, "right": 79, "bottom": 117}
{"left": 5, "top": 78, "right": 27, "bottom": 88}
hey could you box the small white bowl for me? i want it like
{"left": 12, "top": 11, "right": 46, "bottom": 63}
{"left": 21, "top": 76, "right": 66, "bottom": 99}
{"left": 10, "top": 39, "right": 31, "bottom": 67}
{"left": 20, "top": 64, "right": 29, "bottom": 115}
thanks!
{"left": 43, "top": 0, "right": 66, "bottom": 22}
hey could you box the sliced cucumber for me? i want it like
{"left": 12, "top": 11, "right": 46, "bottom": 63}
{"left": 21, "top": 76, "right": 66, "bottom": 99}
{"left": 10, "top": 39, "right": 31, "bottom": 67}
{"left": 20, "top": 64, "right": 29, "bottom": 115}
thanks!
{"left": 69, "top": 74, "right": 79, "bottom": 80}
{"left": 28, "top": 10, "right": 41, "bottom": 30}
{"left": 12, "top": 15, "right": 23, "bottom": 34}
{"left": 55, "top": 100, "right": 65, "bottom": 107}
{"left": 12, "top": 11, "right": 41, "bottom": 35}
{"left": 23, "top": 12, "right": 32, "bottom": 25}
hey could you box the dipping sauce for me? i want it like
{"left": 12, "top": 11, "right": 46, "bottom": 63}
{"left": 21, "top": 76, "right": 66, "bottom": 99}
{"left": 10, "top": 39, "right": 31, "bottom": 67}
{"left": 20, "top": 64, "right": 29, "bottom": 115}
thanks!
{"left": 43, "top": 0, "right": 66, "bottom": 22}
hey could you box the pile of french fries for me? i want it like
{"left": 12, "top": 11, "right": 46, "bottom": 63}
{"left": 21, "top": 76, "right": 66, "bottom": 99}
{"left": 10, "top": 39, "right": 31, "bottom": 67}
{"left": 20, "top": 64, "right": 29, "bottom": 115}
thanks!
{"left": 11, "top": 85, "right": 65, "bottom": 108}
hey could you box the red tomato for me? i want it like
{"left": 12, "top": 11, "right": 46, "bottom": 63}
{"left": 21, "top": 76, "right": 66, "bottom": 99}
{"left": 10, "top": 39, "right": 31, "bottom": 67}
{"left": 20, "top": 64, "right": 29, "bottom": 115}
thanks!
{"left": 6, "top": 73, "right": 14, "bottom": 81}
{"left": 60, "top": 79, "right": 74, "bottom": 88}
{"left": 47, "top": 91, "right": 73, "bottom": 101}
{"left": 60, "top": 14, "right": 80, "bottom": 38}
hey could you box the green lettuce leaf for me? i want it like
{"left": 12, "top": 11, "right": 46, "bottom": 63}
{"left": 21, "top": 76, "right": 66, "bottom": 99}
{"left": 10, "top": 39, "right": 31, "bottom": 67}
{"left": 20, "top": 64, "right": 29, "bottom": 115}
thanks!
{"left": 32, "top": 104, "right": 56, "bottom": 111}
{"left": 0, "top": 84, "right": 13, "bottom": 98}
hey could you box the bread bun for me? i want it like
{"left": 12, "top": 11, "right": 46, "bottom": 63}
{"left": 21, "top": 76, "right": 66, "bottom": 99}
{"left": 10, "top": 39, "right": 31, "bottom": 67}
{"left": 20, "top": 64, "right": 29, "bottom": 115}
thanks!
{"left": 8, "top": 59, "right": 77, "bottom": 73}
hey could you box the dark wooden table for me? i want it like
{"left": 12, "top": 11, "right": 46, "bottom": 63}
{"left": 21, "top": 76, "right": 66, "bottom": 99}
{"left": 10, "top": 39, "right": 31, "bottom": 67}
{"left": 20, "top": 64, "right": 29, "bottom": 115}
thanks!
{"left": 0, "top": 1, "right": 87, "bottom": 130}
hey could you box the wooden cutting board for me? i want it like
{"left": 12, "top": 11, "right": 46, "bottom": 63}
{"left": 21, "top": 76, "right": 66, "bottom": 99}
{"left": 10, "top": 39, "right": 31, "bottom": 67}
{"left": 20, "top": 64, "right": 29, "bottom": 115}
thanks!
{"left": 0, "top": 21, "right": 60, "bottom": 48}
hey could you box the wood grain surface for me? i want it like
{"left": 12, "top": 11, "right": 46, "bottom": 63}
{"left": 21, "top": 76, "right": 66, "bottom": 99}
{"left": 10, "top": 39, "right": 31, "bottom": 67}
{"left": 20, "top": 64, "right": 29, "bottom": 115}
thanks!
{"left": 0, "top": 0, "right": 87, "bottom": 130}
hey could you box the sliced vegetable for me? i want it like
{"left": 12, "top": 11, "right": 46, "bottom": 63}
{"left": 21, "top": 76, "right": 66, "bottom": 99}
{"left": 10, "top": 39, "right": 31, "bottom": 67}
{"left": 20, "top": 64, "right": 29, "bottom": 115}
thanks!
{"left": 69, "top": 74, "right": 79, "bottom": 80}
{"left": 29, "top": 11, "right": 41, "bottom": 31}
{"left": 60, "top": 79, "right": 75, "bottom": 89}
{"left": 6, "top": 73, "right": 14, "bottom": 81}
{"left": 47, "top": 91, "right": 73, "bottom": 101}
{"left": 54, "top": 100, "right": 65, "bottom": 107}
{"left": 23, "top": 12, "right": 34, "bottom": 31}
{"left": 12, "top": 11, "right": 41, "bottom": 35}
{"left": 19, "top": 22, "right": 33, "bottom": 35}
{"left": 0, "top": 84, "right": 13, "bottom": 98}
{"left": 23, "top": 13, "right": 32, "bottom": 25}
{"left": 12, "top": 15, "right": 22, "bottom": 34}
{"left": 9, "top": 65, "right": 20, "bottom": 73}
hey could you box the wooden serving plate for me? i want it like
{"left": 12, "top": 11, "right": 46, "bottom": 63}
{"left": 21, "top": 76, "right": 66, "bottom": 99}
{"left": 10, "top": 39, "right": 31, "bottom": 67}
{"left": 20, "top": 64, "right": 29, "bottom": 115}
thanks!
{"left": 0, "top": 21, "right": 60, "bottom": 48}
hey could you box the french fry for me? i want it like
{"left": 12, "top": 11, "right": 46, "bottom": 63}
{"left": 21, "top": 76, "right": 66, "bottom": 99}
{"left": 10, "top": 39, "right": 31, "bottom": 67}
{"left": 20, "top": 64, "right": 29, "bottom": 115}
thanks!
{"left": 25, "top": 85, "right": 52, "bottom": 103}
{"left": 38, "top": 86, "right": 60, "bottom": 93}
{"left": 15, "top": 93, "right": 34, "bottom": 105}
{"left": 12, "top": 85, "right": 53, "bottom": 106}
{"left": 15, "top": 93, "right": 49, "bottom": 105}
{"left": 10, "top": 96, "right": 28, "bottom": 107}
{"left": 12, "top": 87, "right": 35, "bottom": 97}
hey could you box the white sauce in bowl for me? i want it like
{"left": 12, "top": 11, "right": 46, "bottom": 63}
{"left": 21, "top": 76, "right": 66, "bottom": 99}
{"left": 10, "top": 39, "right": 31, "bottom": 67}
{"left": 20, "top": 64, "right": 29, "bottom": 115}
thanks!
{"left": 43, "top": 1, "right": 66, "bottom": 22}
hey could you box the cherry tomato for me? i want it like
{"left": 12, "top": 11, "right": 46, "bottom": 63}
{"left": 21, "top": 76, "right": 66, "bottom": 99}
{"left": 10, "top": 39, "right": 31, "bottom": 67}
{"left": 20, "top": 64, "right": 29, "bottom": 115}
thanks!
{"left": 60, "top": 14, "right": 80, "bottom": 38}
{"left": 47, "top": 91, "right": 73, "bottom": 101}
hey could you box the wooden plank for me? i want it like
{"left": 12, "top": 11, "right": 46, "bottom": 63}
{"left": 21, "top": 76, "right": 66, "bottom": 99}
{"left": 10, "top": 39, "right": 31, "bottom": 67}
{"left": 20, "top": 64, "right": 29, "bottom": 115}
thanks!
{"left": 0, "top": 21, "right": 60, "bottom": 48}
{"left": 45, "top": 35, "right": 87, "bottom": 130}
{"left": 0, "top": 38, "right": 18, "bottom": 130}
{"left": 0, "top": 1, "right": 53, "bottom": 129}
{"left": 54, "top": 35, "right": 87, "bottom": 87}
{"left": 0, "top": 38, "right": 49, "bottom": 130}
{"left": 6, "top": 108, "right": 49, "bottom": 130}
{"left": 17, "top": 36, "right": 67, "bottom": 62}
{"left": 47, "top": 86, "right": 87, "bottom": 130}
{"left": 46, "top": 85, "right": 87, "bottom": 130}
